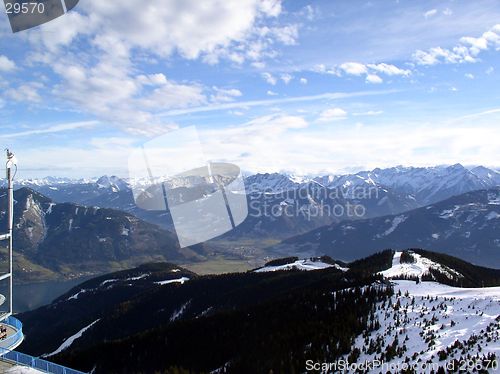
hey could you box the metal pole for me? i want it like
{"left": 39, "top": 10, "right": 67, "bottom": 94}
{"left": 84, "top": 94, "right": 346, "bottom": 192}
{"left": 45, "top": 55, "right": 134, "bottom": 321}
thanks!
{"left": 6, "top": 151, "right": 14, "bottom": 316}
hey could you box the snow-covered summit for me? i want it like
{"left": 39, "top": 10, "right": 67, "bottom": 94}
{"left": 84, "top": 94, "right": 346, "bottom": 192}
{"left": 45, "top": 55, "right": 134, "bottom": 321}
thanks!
{"left": 96, "top": 175, "right": 129, "bottom": 191}
{"left": 245, "top": 173, "right": 308, "bottom": 193}
{"left": 380, "top": 251, "right": 463, "bottom": 281}
{"left": 346, "top": 279, "right": 500, "bottom": 373}
{"left": 255, "top": 258, "right": 347, "bottom": 272}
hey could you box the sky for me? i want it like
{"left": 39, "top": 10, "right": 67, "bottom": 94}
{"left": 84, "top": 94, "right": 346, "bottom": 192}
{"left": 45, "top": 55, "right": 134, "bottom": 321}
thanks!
{"left": 0, "top": 0, "right": 499, "bottom": 178}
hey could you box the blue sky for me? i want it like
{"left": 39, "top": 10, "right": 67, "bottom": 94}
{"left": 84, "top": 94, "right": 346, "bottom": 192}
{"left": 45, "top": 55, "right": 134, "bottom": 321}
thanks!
{"left": 0, "top": 0, "right": 499, "bottom": 178}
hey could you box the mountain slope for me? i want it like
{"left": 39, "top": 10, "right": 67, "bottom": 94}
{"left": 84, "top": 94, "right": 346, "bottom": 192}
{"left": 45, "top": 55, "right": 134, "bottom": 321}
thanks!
{"left": 275, "top": 188, "right": 500, "bottom": 267}
{"left": 19, "top": 260, "right": 382, "bottom": 373}
{"left": 344, "top": 279, "right": 499, "bottom": 373}
{"left": 17, "top": 164, "right": 500, "bottom": 243}
{"left": 222, "top": 182, "right": 419, "bottom": 240}
{"left": 0, "top": 188, "right": 205, "bottom": 282}
{"left": 16, "top": 250, "right": 500, "bottom": 373}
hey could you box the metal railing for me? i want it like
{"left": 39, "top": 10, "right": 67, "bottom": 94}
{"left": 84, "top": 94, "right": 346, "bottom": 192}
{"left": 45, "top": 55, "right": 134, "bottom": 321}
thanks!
{"left": 0, "top": 316, "right": 87, "bottom": 373}
{"left": 0, "top": 348, "right": 87, "bottom": 374}
{"left": 1, "top": 316, "right": 23, "bottom": 350}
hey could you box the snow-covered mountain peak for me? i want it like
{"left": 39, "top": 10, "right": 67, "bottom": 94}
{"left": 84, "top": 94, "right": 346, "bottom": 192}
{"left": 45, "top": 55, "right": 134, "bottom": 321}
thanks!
{"left": 96, "top": 175, "right": 129, "bottom": 191}
{"left": 380, "top": 251, "right": 463, "bottom": 281}
{"left": 245, "top": 172, "right": 306, "bottom": 193}
{"left": 471, "top": 165, "right": 500, "bottom": 184}
{"left": 254, "top": 257, "right": 348, "bottom": 273}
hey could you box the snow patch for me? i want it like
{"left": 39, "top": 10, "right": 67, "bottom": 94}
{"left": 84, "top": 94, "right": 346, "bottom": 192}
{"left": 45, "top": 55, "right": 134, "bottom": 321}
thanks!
{"left": 100, "top": 279, "right": 118, "bottom": 286}
{"left": 439, "top": 205, "right": 460, "bottom": 219}
{"left": 375, "top": 215, "right": 407, "bottom": 238}
{"left": 68, "top": 289, "right": 89, "bottom": 300}
{"left": 487, "top": 192, "right": 500, "bottom": 205}
{"left": 45, "top": 203, "right": 56, "bottom": 214}
{"left": 44, "top": 319, "right": 100, "bottom": 357}
{"left": 255, "top": 259, "right": 347, "bottom": 273}
{"left": 156, "top": 277, "right": 190, "bottom": 286}
{"left": 126, "top": 274, "right": 149, "bottom": 281}
{"left": 170, "top": 301, "right": 190, "bottom": 322}
{"left": 380, "top": 251, "right": 462, "bottom": 280}
{"left": 486, "top": 211, "right": 500, "bottom": 220}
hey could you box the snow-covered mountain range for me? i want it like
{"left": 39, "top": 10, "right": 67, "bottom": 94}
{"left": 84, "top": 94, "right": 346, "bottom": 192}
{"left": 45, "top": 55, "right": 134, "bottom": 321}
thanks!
{"left": 246, "top": 164, "right": 500, "bottom": 205}
{"left": 275, "top": 188, "right": 500, "bottom": 267}
{"left": 8, "top": 164, "right": 499, "bottom": 239}
{"left": 9, "top": 164, "right": 500, "bottom": 195}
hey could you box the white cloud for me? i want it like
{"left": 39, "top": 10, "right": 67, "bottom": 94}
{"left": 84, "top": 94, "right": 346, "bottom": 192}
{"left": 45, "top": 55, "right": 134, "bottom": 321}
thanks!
{"left": 90, "top": 137, "right": 136, "bottom": 148}
{"left": 267, "top": 90, "right": 278, "bottom": 96}
{"left": 486, "top": 66, "right": 494, "bottom": 74}
{"left": 339, "top": 62, "right": 367, "bottom": 76}
{"left": 210, "top": 87, "right": 243, "bottom": 103}
{"left": 159, "top": 89, "right": 395, "bottom": 117}
{"left": 443, "top": 8, "right": 453, "bottom": 16}
{"left": 0, "top": 121, "right": 98, "bottom": 138}
{"left": 413, "top": 46, "right": 476, "bottom": 65}
{"left": 251, "top": 61, "right": 266, "bottom": 69}
{"left": 268, "top": 24, "right": 299, "bottom": 45}
{"left": 465, "top": 73, "right": 474, "bottom": 79}
{"left": 262, "top": 72, "right": 277, "bottom": 85}
{"left": 139, "top": 80, "right": 206, "bottom": 110}
{"left": 6, "top": 82, "right": 43, "bottom": 103}
{"left": 280, "top": 73, "right": 293, "bottom": 84}
{"left": 353, "top": 110, "right": 383, "bottom": 116}
{"left": 365, "top": 74, "right": 383, "bottom": 84}
{"left": 367, "top": 63, "right": 411, "bottom": 76}
{"left": 299, "top": 77, "right": 307, "bottom": 84}
{"left": 314, "top": 61, "right": 410, "bottom": 84}
{"left": 45, "top": 50, "right": 207, "bottom": 130}
{"left": 17, "top": 0, "right": 302, "bottom": 132}
{"left": 424, "top": 9, "right": 438, "bottom": 19}
{"left": 413, "top": 24, "right": 500, "bottom": 65}
{"left": 0, "top": 56, "right": 16, "bottom": 72}
{"left": 17, "top": 115, "right": 500, "bottom": 178}
{"left": 137, "top": 74, "right": 168, "bottom": 86}
{"left": 191, "top": 114, "right": 500, "bottom": 175}
{"left": 40, "top": 0, "right": 284, "bottom": 60}
{"left": 258, "top": 0, "right": 282, "bottom": 17}
{"left": 300, "top": 5, "right": 317, "bottom": 21}
{"left": 318, "top": 107, "right": 347, "bottom": 121}
{"left": 123, "top": 123, "right": 179, "bottom": 137}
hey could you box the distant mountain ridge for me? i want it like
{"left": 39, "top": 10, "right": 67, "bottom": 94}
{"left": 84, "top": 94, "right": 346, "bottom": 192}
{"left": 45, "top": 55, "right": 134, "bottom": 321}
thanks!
{"left": 273, "top": 188, "right": 500, "bottom": 267}
{"left": 248, "top": 164, "right": 500, "bottom": 205}
{"left": 6, "top": 164, "right": 500, "bottom": 244}
{"left": 2, "top": 164, "right": 500, "bottom": 251}
{"left": 10, "top": 163, "right": 500, "bottom": 196}
{"left": 0, "top": 188, "right": 206, "bottom": 282}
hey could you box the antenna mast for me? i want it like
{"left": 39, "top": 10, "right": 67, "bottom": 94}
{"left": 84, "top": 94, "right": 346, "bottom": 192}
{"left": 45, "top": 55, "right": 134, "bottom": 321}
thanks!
{"left": 2, "top": 149, "right": 16, "bottom": 317}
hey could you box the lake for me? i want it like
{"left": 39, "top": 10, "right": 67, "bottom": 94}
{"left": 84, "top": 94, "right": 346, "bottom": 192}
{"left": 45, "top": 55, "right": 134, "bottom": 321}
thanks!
{"left": 13, "top": 277, "right": 93, "bottom": 313}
